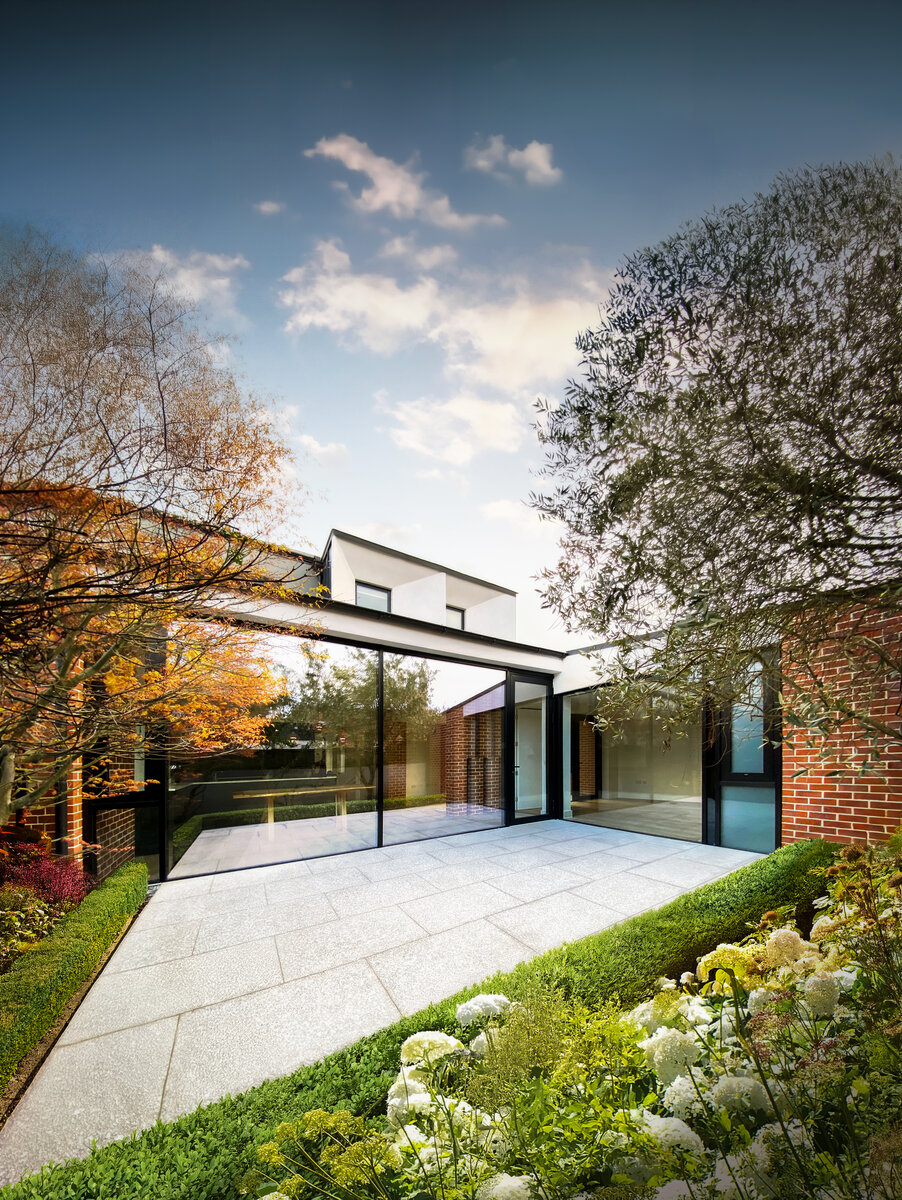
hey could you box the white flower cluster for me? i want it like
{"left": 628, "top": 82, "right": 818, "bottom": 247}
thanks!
{"left": 662, "top": 1073, "right": 705, "bottom": 1121}
{"left": 638, "top": 1026, "right": 702, "bottom": 1085}
{"left": 708, "top": 1073, "right": 772, "bottom": 1114}
{"left": 399, "top": 1030, "right": 463, "bottom": 1067}
{"left": 803, "top": 972, "right": 841, "bottom": 1018}
{"left": 456, "top": 993, "right": 512, "bottom": 1026}
{"left": 640, "top": 1110, "right": 704, "bottom": 1154}
{"left": 764, "top": 927, "right": 811, "bottom": 967}
{"left": 476, "top": 1172, "right": 533, "bottom": 1200}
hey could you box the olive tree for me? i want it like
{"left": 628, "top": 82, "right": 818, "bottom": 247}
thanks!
{"left": 534, "top": 160, "right": 902, "bottom": 769}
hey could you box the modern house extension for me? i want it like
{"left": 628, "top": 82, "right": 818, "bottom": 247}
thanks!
{"left": 19, "top": 530, "right": 902, "bottom": 883}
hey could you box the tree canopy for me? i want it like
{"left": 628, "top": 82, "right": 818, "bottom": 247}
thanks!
{"left": 534, "top": 160, "right": 902, "bottom": 766}
{"left": 0, "top": 229, "right": 314, "bottom": 822}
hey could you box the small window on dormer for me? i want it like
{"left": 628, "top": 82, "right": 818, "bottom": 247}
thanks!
{"left": 356, "top": 582, "right": 391, "bottom": 612}
{"left": 446, "top": 605, "right": 464, "bottom": 630}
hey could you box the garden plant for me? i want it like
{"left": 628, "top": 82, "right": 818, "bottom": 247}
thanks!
{"left": 244, "top": 835, "right": 902, "bottom": 1200}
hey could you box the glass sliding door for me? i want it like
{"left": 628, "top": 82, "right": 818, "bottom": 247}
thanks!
{"left": 712, "top": 665, "right": 779, "bottom": 853}
{"left": 562, "top": 689, "right": 703, "bottom": 841}
{"left": 511, "top": 677, "right": 548, "bottom": 819}
{"left": 167, "top": 641, "right": 378, "bottom": 877}
{"left": 382, "top": 654, "right": 505, "bottom": 845}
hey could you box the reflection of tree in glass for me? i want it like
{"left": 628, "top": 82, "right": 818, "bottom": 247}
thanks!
{"left": 265, "top": 652, "right": 441, "bottom": 764}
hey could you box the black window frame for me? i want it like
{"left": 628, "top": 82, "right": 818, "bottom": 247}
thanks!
{"left": 445, "top": 604, "right": 465, "bottom": 630}
{"left": 355, "top": 581, "right": 392, "bottom": 613}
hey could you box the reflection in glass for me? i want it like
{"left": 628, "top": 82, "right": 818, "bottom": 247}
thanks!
{"left": 382, "top": 654, "right": 505, "bottom": 845}
{"left": 167, "top": 642, "right": 378, "bottom": 876}
{"left": 731, "top": 668, "right": 765, "bottom": 773}
{"left": 720, "top": 784, "right": 775, "bottom": 852}
{"left": 514, "top": 680, "right": 547, "bottom": 817}
{"left": 563, "top": 690, "right": 702, "bottom": 841}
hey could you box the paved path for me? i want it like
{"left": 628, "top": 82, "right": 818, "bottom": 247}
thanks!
{"left": 0, "top": 821, "right": 760, "bottom": 1185}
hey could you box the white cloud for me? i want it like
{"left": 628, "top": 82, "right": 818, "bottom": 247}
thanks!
{"left": 347, "top": 520, "right": 422, "bottom": 546}
{"left": 296, "top": 433, "right": 349, "bottom": 462}
{"left": 280, "top": 241, "right": 602, "bottom": 392}
{"left": 387, "top": 393, "right": 525, "bottom": 466}
{"left": 380, "top": 235, "right": 458, "bottom": 271}
{"left": 254, "top": 200, "right": 285, "bottom": 215}
{"left": 464, "top": 135, "right": 563, "bottom": 185}
{"left": 280, "top": 239, "right": 442, "bottom": 353}
{"left": 305, "top": 134, "right": 506, "bottom": 230}
{"left": 481, "top": 498, "right": 555, "bottom": 536}
{"left": 136, "top": 244, "right": 250, "bottom": 322}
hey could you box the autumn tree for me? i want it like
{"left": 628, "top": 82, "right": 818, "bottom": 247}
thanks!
{"left": 534, "top": 160, "right": 902, "bottom": 770}
{"left": 0, "top": 228, "right": 316, "bottom": 823}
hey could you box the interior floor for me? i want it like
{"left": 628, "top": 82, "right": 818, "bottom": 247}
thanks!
{"left": 567, "top": 796, "right": 702, "bottom": 842}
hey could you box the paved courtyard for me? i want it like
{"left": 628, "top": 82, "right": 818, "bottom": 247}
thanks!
{"left": 0, "top": 820, "right": 760, "bottom": 1185}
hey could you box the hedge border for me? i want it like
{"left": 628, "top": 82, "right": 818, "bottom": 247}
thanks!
{"left": 0, "top": 862, "right": 147, "bottom": 1093}
{"left": 1, "top": 838, "right": 836, "bottom": 1200}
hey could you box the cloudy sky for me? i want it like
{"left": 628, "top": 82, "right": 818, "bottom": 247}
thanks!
{"left": 3, "top": 0, "right": 901, "bottom": 644}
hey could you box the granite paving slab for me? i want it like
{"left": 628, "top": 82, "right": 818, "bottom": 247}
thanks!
{"left": 0, "top": 821, "right": 762, "bottom": 1186}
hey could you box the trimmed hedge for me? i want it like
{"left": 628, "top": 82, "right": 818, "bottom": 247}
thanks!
{"left": 1, "top": 838, "right": 835, "bottom": 1200}
{"left": 0, "top": 861, "right": 147, "bottom": 1093}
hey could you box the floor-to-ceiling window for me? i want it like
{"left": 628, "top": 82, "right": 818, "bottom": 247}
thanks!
{"left": 167, "top": 641, "right": 379, "bottom": 877}
{"left": 562, "top": 690, "right": 703, "bottom": 841}
{"left": 382, "top": 654, "right": 506, "bottom": 844}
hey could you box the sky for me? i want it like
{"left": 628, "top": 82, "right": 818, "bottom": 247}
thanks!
{"left": 3, "top": 0, "right": 902, "bottom": 646}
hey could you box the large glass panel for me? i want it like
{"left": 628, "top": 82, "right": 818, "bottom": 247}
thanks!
{"left": 564, "top": 690, "right": 702, "bottom": 841}
{"left": 514, "top": 680, "right": 547, "bottom": 817}
{"left": 731, "top": 667, "right": 765, "bottom": 773}
{"left": 382, "top": 654, "right": 505, "bottom": 845}
{"left": 167, "top": 641, "right": 378, "bottom": 877}
{"left": 720, "top": 784, "right": 776, "bottom": 853}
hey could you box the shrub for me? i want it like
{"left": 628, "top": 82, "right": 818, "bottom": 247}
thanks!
{"left": 0, "top": 843, "right": 94, "bottom": 909}
{"left": 0, "top": 861, "right": 146, "bottom": 1093}
{"left": 0, "top": 839, "right": 835, "bottom": 1200}
{"left": 0, "top": 887, "right": 58, "bottom": 974}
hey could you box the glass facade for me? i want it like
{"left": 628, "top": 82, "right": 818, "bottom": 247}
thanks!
{"left": 563, "top": 690, "right": 703, "bottom": 841}
{"left": 514, "top": 680, "right": 547, "bottom": 817}
{"left": 167, "top": 642, "right": 378, "bottom": 877}
{"left": 382, "top": 655, "right": 505, "bottom": 845}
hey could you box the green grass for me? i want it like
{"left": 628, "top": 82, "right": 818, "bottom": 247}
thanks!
{"left": 0, "top": 838, "right": 836, "bottom": 1200}
{"left": 0, "top": 862, "right": 147, "bottom": 1094}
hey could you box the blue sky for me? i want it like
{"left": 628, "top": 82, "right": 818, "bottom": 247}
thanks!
{"left": 3, "top": 0, "right": 901, "bottom": 643}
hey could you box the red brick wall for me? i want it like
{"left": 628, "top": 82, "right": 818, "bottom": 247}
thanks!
{"left": 577, "top": 720, "right": 596, "bottom": 796}
{"left": 94, "top": 807, "right": 136, "bottom": 881}
{"left": 782, "top": 605, "right": 902, "bottom": 845}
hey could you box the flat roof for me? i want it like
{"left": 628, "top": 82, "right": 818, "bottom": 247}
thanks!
{"left": 325, "top": 529, "right": 517, "bottom": 597}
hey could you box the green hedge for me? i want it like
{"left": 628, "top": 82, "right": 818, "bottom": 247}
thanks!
{"left": 1, "top": 838, "right": 836, "bottom": 1200}
{"left": 0, "top": 862, "right": 147, "bottom": 1093}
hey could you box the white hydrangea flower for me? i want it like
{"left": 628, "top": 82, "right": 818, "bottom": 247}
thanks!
{"left": 640, "top": 1110, "right": 704, "bottom": 1153}
{"left": 395, "top": 1123, "right": 429, "bottom": 1148}
{"left": 400, "top": 1030, "right": 463, "bottom": 1066}
{"left": 456, "top": 993, "right": 512, "bottom": 1025}
{"left": 476, "top": 1172, "right": 534, "bottom": 1200}
{"left": 662, "top": 1073, "right": 705, "bottom": 1120}
{"left": 832, "top": 965, "right": 859, "bottom": 992}
{"left": 710, "top": 1073, "right": 772, "bottom": 1113}
{"left": 469, "top": 1028, "right": 497, "bottom": 1057}
{"left": 804, "top": 973, "right": 841, "bottom": 1018}
{"left": 747, "top": 988, "right": 777, "bottom": 1015}
{"left": 764, "top": 928, "right": 809, "bottom": 967}
{"left": 386, "top": 1068, "right": 431, "bottom": 1125}
{"left": 639, "top": 1026, "right": 702, "bottom": 1085}
{"left": 679, "top": 995, "right": 711, "bottom": 1026}
{"left": 655, "top": 976, "right": 678, "bottom": 991}
{"left": 628, "top": 998, "right": 659, "bottom": 1033}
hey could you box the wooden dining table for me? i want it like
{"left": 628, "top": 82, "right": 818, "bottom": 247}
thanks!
{"left": 232, "top": 784, "right": 377, "bottom": 824}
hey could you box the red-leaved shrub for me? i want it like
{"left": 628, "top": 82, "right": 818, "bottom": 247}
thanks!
{"left": 0, "top": 842, "right": 94, "bottom": 908}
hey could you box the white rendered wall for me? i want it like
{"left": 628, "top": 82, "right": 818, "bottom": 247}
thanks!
{"left": 327, "top": 540, "right": 356, "bottom": 603}
{"left": 392, "top": 572, "right": 446, "bottom": 623}
{"left": 465, "top": 594, "right": 517, "bottom": 640}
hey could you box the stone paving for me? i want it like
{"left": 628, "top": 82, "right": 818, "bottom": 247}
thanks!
{"left": 0, "top": 820, "right": 761, "bottom": 1185}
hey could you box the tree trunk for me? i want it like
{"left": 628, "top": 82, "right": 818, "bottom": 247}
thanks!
{"left": 0, "top": 747, "right": 16, "bottom": 827}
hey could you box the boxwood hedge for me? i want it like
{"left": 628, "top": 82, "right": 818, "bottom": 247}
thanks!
{"left": 0, "top": 861, "right": 147, "bottom": 1094}
{"left": 1, "top": 838, "right": 836, "bottom": 1200}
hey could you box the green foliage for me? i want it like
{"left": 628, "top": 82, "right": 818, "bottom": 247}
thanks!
{"left": 0, "top": 886, "right": 58, "bottom": 974}
{"left": 463, "top": 989, "right": 569, "bottom": 1112}
{"left": 0, "top": 861, "right": 146, "bottom": 1091}
{"left": 534, "top": 158, "right": 902, "bottom": 764}
{"left": 0, "top": 839, "right": 834, "bottom": 1200}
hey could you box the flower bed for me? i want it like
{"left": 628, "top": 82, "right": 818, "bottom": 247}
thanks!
{"left": 246, "top": 836, "right": 902, "bottom": 1200}
{"left": 0, "top": 842, "right": 96, "bottom": 976}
